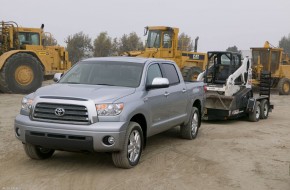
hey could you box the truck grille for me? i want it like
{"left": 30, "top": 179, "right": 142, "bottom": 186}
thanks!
{"left": 33, "top": 103, "right": 89, "bottom": 124}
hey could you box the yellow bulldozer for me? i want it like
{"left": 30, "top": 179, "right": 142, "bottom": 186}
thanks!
{"left": 124, "top": 26, "right": 207, "bottom": 81}
{"left": 251, "top": 41, "right": 290, "bottom": 95}
{"left": 0, "top": 21, "right": 71, "bottom": 94}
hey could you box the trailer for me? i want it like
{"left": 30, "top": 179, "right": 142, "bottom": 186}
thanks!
{"left": 198, "top": 51, "right": 273, "bottom": 121}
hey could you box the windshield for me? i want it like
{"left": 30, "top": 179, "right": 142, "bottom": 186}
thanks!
{"left": 59, "top": 61, "right": 144, "bottom": 88}
{"left": 146, "top": 30, "right": 161, "bottom": 48}
{"left": 252, "top": 50, "right": 270, "bottom": 70}
{"left": 18, "top": 32, "right": 40, "bottom": 45}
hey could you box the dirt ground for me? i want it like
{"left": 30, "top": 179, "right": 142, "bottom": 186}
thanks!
{"left": 0, "top": 91, "right": 290, "bottom": 190}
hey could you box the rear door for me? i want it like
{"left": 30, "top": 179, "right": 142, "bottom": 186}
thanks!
{"left": 161, "top": 63, "right": 188, "bottom": 122}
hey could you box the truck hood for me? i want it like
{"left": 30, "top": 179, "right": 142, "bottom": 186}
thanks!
{"left": 34, "top": 84, "right": 136, "bottom": 103}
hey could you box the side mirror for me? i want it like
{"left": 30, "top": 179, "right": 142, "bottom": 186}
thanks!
{"left": 53, "top": 73, "right": 63, "bottom": 82}
{"left": 146, "top": 77, "right": 169, "bottom": 90}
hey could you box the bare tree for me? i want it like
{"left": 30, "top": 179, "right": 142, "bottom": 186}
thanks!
{"left": 118, "top": 32, "right": 144, "bottom": 54}
{"left": 226, "top": 45, "right": 240, "bottom": 53}
{"left": 279, "top": 34, "right": 290, "bottom": 55}
{"left": 178, "top": 33, "right": 193, "bottom": 51}
{"left": 43, "top": 33, "right": 58, "bottom": 46}
{"left": 65, "top": 32, "right": 93, "bottom": 65}
{"left": 93, "top": 32, "right": 112, "bottom": 57}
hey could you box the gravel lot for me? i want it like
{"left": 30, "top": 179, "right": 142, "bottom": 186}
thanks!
{"left": 0, "top": 92, "right": 289, "bottom": 190}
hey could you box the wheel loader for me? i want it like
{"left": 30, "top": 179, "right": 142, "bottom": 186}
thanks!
{"left": 124, "top": 26, "right": 207, "bottom": 81}
{"left": 0, "top": 21, "right": 71, "bottom": 94}
{"left": 251, "top": 41, "right": 290, "bottom": 95}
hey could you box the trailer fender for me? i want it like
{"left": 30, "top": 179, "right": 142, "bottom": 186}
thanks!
{"left": 246, "top": 98, "right": 256, "bottom": 112}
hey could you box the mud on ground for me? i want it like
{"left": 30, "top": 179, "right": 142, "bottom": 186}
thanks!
{"left": 0, "top": 92, "right": 289, "bottom": 190}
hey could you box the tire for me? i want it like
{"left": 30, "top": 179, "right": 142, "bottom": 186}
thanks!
{"left": 0, "top": 53, "right": 43, "bottom": 94}
{"left": 182, "top": 66, "right": 202, "bottom": 82}
{"left": 249, "top": 101, "right": 261, "bottom": 122}
{"left": 23, "top": 143, "right": 55, "bottom": 160}
{"left": 112, "top": 122, "right": 144, "bottom": 169}
{"left": 260, "top": 99, "right": 269, "bottom": 119}
{"left": 180, "top": 107, "right": 200, "bottom": 139}
{"left": 278, "top": 78, "right": 290, "bottom": 95}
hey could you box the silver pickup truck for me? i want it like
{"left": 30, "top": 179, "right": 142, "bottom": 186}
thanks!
{"left": 15, "top": 57, "right": 205, "bottom": 168}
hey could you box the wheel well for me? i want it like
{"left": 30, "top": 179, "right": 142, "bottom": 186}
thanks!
{"left": 193, "top": 99, "right": 201, "bottom": 114}
{"left": 130, "top": 114, "right": 147, "bottom": 148}
{"left": 193, "top": 99, "right": 202, "bottom": 126}
{"left": 24, "top": 52, "right": 45, "bottom": 72}
{"left": 4, "top": 52, "right": 45, "bottom": 72}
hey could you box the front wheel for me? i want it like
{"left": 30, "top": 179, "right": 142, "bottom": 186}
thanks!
{"left": 180, "top": 107, "right": 200, "bottom": 139}
{"left": 112, "top": 122, "right": 144, "bottom": 169}
{"left": 23, "top": 143, "right": 55, "bottom": 160}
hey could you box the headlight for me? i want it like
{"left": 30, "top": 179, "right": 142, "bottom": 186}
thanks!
{"left": 96, "top": 103, "right": 124, "bottom": 116}
{"left": 21, "top": 97, "right": 34, "bottom": 111}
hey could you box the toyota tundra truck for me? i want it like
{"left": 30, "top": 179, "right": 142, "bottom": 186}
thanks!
{"left": 14, "top": 57, "right": 205, "bottom": 168}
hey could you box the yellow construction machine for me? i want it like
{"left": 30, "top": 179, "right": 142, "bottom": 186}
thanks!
{"left": 251, "top": 41, "right": 290, "bottom": 95}
{"left": 124, "top": 26, "right": 207, "bottom": 81}
{"left": 0, "top": 21, "right": 71, "bottom": 94}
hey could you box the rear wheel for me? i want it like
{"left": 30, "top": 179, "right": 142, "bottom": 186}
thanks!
{"left": 0, "top": 53, "right": 43, "bottom": 94}
{"left": 260, "top": 99, "right": 269, "bottom": 119}
{"left": 182, "top": 66, "right": 202, "bottom": 82}
{"left": 112, "top": 122, "right": 144, "bottom": 169}
{"left": 278, "top": 78, "right": 290, "bottom": 95}
{"left": 249, "top": 101, "right": 261, "bottom": 122}
{"left": 23, "top": 143, "right": 55, "bottom": 160}
{"left": 180, "top": 107, "right": 200, "bottom": 139}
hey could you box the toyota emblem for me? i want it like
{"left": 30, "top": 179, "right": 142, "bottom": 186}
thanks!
{"left": 55, "top": 108, "right": 65, "bottom": 117}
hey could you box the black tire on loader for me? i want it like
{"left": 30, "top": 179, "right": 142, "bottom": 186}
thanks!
{"left": 0, "top": 53, "right": 43, "bottom": 94}
{"left": 277, "top": 78, "right": 290, "bottom": 95}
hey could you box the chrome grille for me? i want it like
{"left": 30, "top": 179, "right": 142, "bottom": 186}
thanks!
{"left": 33, "top": 103, "right": 89, "bottom": 124}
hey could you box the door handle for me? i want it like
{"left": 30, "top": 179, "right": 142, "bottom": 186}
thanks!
{"left": 164, "top": 92, "right": 170, "bottom": 97}
{"left": 182, "top": 89, "right": 187, "bottom": 93}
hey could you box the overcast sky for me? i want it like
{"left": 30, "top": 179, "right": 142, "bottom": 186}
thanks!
{"left": 1, "top": 0, "right": 290, "bottom": 52}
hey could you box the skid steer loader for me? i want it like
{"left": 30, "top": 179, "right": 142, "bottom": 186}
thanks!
{"left": 198, "top": 51, "right": 273, "bottom": 121}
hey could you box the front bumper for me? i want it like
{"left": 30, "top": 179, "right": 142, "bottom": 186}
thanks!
{"left": 14, "top": 114, "right": 127, "bottom": 152}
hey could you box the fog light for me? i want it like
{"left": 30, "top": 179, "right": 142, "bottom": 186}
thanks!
{"left": 103, "top": 136, "right": 115, "bottom": 146}
{"left": 108, "top": 136, "right": 115, "bottom": 145}
{"left": 15, "top": 128, "right": 21, "bottom": 136}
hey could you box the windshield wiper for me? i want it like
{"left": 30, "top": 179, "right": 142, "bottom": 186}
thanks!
{"left": 63, "top": 82, "right": 80, "bottom": 84}
{"left": 94, "top": 83, "right": 116, "bottom": 86}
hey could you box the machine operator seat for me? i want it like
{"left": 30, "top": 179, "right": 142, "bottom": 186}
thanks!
{"left": 214, "top": 65, "right": 229, "bottom": 84}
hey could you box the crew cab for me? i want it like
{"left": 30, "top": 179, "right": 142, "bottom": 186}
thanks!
{"left": 15, "top": 57, "right": 205, "bottom": 168}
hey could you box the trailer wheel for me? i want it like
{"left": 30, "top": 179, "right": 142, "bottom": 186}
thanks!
{"left": 180, "top": 107, "right": 200, "bottom": 139}
{"left": 0, "top": 53, "right": 43, "bottom": 94}
{"left": 182, "top": 66, "right": 202, "bottom": 82}
{"left": 249, "top": 101, "right": 261, "bottom": 122}
{"left": 260, "top": 99, "right": 269, "bottom": 119}
{"left": 112, "top": 122, "right": 144, "bottom": 169}
{"left": 23, "top": 143, "right": 55, "bottom": 160}
{"left": 278, "top": 78, "right": 290, "bottom": 95}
